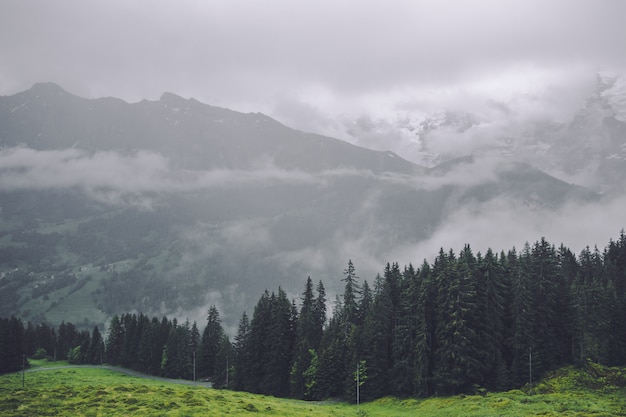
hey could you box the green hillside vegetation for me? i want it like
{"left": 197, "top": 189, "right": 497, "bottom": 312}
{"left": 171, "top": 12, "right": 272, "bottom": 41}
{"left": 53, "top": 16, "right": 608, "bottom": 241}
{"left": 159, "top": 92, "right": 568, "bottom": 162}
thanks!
{"left": 0, "top": 360, "right": 624, "bottom": 416}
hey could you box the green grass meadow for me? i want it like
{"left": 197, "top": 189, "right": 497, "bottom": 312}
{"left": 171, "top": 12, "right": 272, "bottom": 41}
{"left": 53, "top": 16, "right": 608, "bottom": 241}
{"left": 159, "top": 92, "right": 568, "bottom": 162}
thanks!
{"left": 1, "top": 361, "right": 625, "bottom": 416}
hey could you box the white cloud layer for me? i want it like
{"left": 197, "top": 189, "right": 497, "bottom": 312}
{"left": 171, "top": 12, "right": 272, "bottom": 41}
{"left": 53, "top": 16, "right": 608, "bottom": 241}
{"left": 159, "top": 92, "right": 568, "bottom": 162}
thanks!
{"left": 0, "top": 147, "right": 324, "bottom": 192}
{"left": 0, "top": 147, "right": 517, "bottom": 203}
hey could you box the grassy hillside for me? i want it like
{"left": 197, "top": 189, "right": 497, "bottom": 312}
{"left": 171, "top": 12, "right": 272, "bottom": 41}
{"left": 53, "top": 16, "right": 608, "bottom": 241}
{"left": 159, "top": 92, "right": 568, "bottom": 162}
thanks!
{"left": 1, "top": 360, "right": 625, "bottom": 416}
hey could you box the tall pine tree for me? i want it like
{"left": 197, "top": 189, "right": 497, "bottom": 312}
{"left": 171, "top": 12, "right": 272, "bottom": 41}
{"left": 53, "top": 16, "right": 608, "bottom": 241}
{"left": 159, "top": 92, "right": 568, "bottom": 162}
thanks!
{"left": 198, "top": 306, "right": 224, "bottom": 381}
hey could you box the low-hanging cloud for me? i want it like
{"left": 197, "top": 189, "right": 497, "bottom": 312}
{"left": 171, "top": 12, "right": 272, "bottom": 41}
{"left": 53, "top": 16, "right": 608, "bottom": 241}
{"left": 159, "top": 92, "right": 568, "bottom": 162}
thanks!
{"left": 0, "top": 147, "right": 327, "bottom": 199}
{"left": 388, "top": 194, "right": 626, "bottom": 267}
{"left": 0, "top": 147, "right": 171, "bottom": 191}
{"left": 1, "top": 146, "right": 505, "bottom": 201}
{"left": 327, "top": 69, "right": 601, "bottom": 170}
{"left": 3, "top": 145, "right": 622, "bottom": 283}
{"left": 270, "top": 191, "right": 626, "bottom": 298}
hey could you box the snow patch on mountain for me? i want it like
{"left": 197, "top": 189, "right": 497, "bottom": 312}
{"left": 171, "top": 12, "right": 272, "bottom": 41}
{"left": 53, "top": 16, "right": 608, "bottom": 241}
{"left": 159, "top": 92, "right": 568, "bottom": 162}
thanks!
{"left": 599, "top": 73, "right": 626, "bottom": 122}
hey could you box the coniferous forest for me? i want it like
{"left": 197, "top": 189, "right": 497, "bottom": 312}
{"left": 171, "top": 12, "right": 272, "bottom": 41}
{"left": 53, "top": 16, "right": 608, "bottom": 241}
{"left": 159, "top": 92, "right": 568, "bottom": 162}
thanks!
{"left": 2, "top": 232, "right": 626, "bottom": 402}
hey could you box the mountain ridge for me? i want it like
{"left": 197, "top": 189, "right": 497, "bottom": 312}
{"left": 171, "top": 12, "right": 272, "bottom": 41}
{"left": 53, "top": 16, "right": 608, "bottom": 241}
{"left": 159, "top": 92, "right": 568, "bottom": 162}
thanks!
{"left": 1, "top": 82, "right": 423, "bottom": 175}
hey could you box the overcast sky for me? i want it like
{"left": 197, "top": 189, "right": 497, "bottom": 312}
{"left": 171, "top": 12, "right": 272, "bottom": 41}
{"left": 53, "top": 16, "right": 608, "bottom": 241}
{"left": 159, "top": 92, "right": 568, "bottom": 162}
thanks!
{"left": 2, "top": 2, "right": 625, "bottom": 104}
{"left": 2, "top": 1, "right": 626, "bottom": 315}
{"left": 1, "top": 0, "right": 626, "bottom": 156}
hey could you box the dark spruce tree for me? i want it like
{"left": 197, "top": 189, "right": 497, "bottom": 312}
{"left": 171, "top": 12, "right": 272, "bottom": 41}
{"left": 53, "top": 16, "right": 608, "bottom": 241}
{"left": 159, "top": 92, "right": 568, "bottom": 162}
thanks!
{"left": 198, "top": 306, "right": 224, "bottom": 381}
{"left": 136, "top": 316, "right": 162, "bottom": 375}
{"left": 57, "top": 321, "right": 80, "bottom": 361}
{"left": 602, "top": 232, "right": 626, "bottom": 365}
{"left": 578, "top": 246, "right": 620, "bottom": 364}
{"left": 413, "top": 260, "right": 436, "bottom": 397}
{"left": 119, "top": 313, "right": 140, "bottom": 368}
{"left": 0, "top": 316, "right": 26, "bottom": 374}
{"left": 313, "top": 280, "right": 327, "bottom": 344}
{"left": 528, "top": 238, "right": 563, "bottom": 376}
{"left": 190, "top": 321, "right": 201, "bottom": 362}
{"left": 263, "top": 288, "right": 296, "bottom": 397}
{"left": 87, "top": 326, "right": 104, "bottom": 364}
{"left": 245, "top": 288, "right": 296, "bottom": 397}
{"left": 162, "top": 318, "right": 192, "bottom": 378}
{"left": 476, "top": 248, "right": 508, "bottom": 390}
{"left": 34, "top": 323, "right": 56, "bottom": 359}
{"left": 433, "top": 247, "right": 481, "bottom": 395}
{"left": 341, "top": 259, "right": 361, "bottom": 329}
{"left": 247, "top": 290, "right": 272, "bottom": 393}
{"left": 315, "top": 310, "right": 347, "bottom": 399}
{"left": 233, "top": 311, "right": 251, "bottom": 391}
{"left": 105, "top": 315, "right": 124, "bottom": 365}
{"left": 291, "top": 277, "right": 319, "bottom": 399}
{"left": 509, "top": 244, "right": 535, "bottom": 387}
{"left": 360, "top": 286, "right": 391, "bottom": 400}
{"left": 213, "top": 334, "right": 234, "bottom": 389}
{"left": 391, "top": 264, "right": 418, "bottom": 397}
{"left": 359, "top": 263, "right": 401, "bottom": 400}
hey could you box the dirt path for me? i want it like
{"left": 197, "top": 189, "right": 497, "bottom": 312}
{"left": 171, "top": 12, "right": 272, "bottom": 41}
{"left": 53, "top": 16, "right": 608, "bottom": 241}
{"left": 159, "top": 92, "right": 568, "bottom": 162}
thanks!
{"left": 26, "top": 365, "right": 213, "bottom": 388}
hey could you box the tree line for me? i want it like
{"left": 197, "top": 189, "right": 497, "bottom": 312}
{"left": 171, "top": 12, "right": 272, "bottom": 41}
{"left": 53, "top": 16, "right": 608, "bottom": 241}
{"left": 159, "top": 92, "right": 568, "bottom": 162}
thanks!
{"left": 1, "top": 232, "right": 625, "bottom": 401}
{"left": 0, "top": 318, "right": 104, "bottom": 373}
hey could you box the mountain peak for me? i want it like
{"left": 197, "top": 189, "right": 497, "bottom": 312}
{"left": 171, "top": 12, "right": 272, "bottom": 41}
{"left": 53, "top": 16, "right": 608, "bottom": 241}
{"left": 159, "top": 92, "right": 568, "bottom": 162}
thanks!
{"left": 29, "top": 82, "right": 67, "bottom": 96}
{"left": 159, "top": 91, "right": 187, "bottom": 103}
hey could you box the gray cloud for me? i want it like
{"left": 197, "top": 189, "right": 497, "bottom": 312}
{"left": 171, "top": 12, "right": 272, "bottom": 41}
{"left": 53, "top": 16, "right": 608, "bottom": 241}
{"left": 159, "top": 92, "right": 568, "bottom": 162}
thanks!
{"left": 0, "top": 148, "right": 170, "bottom": 191}
{"left": 1, "top": 0, "right": 624, "bottom": 107}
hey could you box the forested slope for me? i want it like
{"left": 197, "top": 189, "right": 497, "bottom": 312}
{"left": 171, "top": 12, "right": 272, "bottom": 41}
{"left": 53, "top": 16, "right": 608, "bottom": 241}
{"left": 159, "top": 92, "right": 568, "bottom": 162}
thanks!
{"left": 3, "top": 232, "right": 625, "bottom": 401}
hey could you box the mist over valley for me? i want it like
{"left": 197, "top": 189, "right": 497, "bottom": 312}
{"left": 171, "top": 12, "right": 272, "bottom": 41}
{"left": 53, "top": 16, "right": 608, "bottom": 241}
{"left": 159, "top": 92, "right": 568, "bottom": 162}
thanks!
{"left": 1, "top": 80, "right": 624, "bottom": 332}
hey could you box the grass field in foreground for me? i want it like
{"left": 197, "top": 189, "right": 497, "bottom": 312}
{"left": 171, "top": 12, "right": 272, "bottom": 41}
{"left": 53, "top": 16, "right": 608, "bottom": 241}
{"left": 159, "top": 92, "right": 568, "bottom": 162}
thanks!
{"left": 1, "top": 361, "right": 625, "bottom": 416}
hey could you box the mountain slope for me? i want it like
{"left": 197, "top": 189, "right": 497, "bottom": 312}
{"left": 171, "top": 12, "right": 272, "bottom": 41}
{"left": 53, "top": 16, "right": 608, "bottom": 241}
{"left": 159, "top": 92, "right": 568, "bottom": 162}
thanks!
{"left": 0, "top": 84, "right": 599, "bottom": 330}
{"left": 0, "top": 82, "right": 420, "bottom": 174}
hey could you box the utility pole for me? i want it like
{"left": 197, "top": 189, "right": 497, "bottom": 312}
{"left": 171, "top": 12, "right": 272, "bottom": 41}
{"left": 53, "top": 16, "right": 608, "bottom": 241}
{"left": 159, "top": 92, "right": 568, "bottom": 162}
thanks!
{"left": 356, "top": 361, "right": 360, "bottom": 411}
{"left": 193, "top": 351, "right": 196, "bottom": 385}
{"left": 529, "top": 347, "right": 533, "bottom": 395}
{"left": 226, "top": 355, "right": 229, "bottom": 388}
{"left": 355, "top": 359, "right": 366, "bottom": 413}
